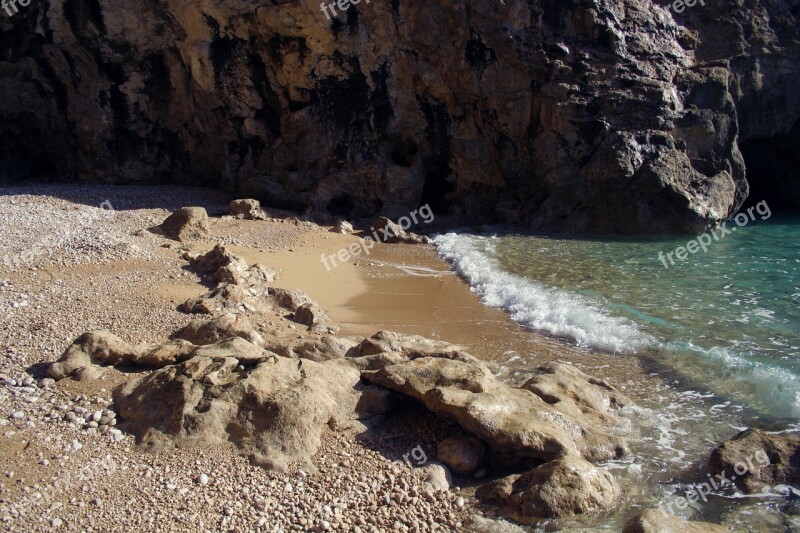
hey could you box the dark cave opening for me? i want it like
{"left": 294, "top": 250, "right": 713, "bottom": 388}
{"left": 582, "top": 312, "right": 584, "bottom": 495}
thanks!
{"left": 739, "top": 118, "right": 800, "bottom": 211}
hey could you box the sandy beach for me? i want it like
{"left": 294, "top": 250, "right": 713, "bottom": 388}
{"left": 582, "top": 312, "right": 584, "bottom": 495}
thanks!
{"left": 0, "top": 185, "right": 777, "bottom": 533}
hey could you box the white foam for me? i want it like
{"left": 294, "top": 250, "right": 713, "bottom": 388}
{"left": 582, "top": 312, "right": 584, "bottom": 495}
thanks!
{"left": 433, "top": 233, "right": 653, "bottom": 353}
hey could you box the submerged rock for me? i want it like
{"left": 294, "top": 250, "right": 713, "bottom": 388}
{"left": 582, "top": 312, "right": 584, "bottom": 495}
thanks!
{"left": 161, "top": 207, "right": 209, "bottom": 242}
{"left": 476, "top": 457, "right": 619, "bottom": 520}
{"left": 709, "top": 428, "right": 800, "bottom": 494}
{"left": 622, "top": 509, "right": 729, "bottom": 533}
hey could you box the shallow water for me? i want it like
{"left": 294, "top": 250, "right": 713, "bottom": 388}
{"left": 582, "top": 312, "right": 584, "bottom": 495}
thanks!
{"left": 433, "top": 213, "right": 800, "bottom": 530}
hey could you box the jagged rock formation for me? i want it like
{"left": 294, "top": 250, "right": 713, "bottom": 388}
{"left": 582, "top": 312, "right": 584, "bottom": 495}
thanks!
{"left": 1, "top": 1, "right": 798, "bottom": 233}
{"left": 709, "top": 428, "right": 800, "bottom": 494}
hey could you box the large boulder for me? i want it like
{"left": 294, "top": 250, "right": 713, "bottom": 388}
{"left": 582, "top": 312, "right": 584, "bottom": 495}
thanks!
{"left": 229, "top": 199, "right": 268, "bottom": 220}
{"left": 172, "top": 313, "right": 265, "bottom": 347}
{"left": 114, "top": 350, "right": 362, "bottom": 471}
{"left": 161, "top": 207, "right": 210, "bottom": 242}
{"left": 709, "top": 428, "right": 800, "bottom": 494}
{"left": 361, "top": 354, "right": 628, "bottom": 466}
{"left": 622, "top": 509, "right": 729, "bottom": 533}
{"left": 48, "top": 331, "right": 196, "bottom": 381}
{"left": 476, "top": 457, "right": 619, "bottom": 520}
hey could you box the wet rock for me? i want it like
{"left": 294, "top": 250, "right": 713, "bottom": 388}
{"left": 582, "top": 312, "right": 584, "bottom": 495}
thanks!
{"left": 622, "top": 509, "right": 729, "bottom": 533}
{"left": 709, "top": 428, "right": 800, "bottom": 494}
{"left": 476, "top": 457, "right": 619, "bottom": 520}
{"left": 161, "top": 207, "right": 209, "bottom": 242}
{"left": 437, "top": 436, "right": 486, "bottom": 476}
{"left": 173, "top": 314, "right": 265, "bottom": 348}
{"left": 522, "top": 362, "right": 632, "bottom": 431}
{"left": 114, "top": 352, "right": 362, "bottom": 471}
{"left": 229, "top": 199, "right": 268, "bottom": 220}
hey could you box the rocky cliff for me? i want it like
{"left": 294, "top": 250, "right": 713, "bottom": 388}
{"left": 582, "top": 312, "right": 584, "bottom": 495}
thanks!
{"left": 0, "top": 0, "right": 798, "bottom": 233}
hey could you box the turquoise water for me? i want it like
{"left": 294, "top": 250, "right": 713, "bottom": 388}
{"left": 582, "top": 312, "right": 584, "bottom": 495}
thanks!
{"left": 434, "top": 213, "right": 800, "bottom": 419}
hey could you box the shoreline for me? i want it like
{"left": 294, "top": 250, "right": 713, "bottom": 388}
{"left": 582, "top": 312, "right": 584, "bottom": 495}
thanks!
{"left": 0, "top": 184, "right": 789, "bottom": 532}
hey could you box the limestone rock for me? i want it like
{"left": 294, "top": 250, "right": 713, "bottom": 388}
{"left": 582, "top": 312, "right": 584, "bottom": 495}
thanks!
{"left": 419, "top": 462, "right": 453, "bottom": 493}
{"left": 181, "top": 284, "right": 266, "bottom": 315}
{"left": 355, "top": 385, "right": 393, "bottom": 417}
{"left": 622, "top": 509, "right": 729, "bottom": 533}
{"left": 48, "top": 331, "right": 195, "bottom": 381}
{"left": 114, "top": 351, "right": 362, "bottom": 471}
{"left": 190, "top": 245, "right": 249, "bottom": 283}
{"left": 353, "top": 331, "right": 465, "bottom": 359}
{"left": 173, "top": 313, "right": 265, "bottom": 348}
{"left": 4, "top": 2, "right": 799, "bottom": 232}
{"left": 161, "top": 207, "right": 209, "bottom": 242}
{"left": 476, "top": 457, "right": 619, "bottom": 520}
{"left": 437, "top": 435, "right": 486, "bottom": 476}
{"left": 522, "top": 362, "right": 632, "bottom": 432}
{"left": 229, "top": 199, "right": 268, "bottom": 220}
{"left": 709, "top": 428, "right": 800, "bottom": 494}
{"left": 332, "top": 220, "right": 354, "bottom": 234}
{"left": 266, "top": 287, "right": 313, "bottom": 313}
{"left": 265, "top": 335, "right": 357, "bottom": 362}
{"left": 292, "top": 303, "right": 338, "bottom": 333}
{"left": 370, "top": 217, "right": 428, "bottom": 244}
{"left": 362, "top": 354, "right": 628, "bottom": 466}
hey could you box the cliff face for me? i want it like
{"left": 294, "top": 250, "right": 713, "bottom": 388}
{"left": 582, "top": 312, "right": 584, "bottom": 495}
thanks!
{"left": 0, "top": 0, "right": 798, "bottom": 233}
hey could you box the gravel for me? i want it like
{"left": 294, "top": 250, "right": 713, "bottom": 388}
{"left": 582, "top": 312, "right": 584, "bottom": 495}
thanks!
{"left": 0, "top": 185, "right": 486, "bottom": 532}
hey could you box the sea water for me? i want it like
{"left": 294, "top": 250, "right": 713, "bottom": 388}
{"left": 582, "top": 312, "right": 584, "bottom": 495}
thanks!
{"left": 434, "top": 214, "right": 800, "bottom": 528}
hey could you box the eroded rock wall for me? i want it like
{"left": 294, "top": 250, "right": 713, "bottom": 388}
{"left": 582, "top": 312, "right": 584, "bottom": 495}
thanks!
{"left": 0, "top": 0, "right": 798, "bottom": 233}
